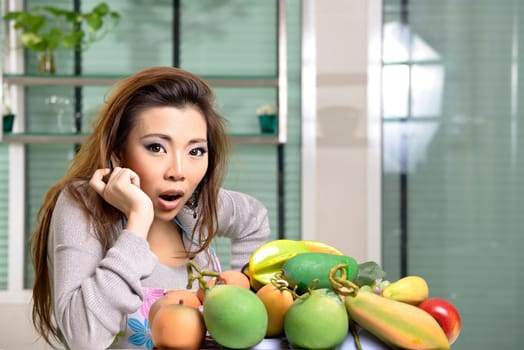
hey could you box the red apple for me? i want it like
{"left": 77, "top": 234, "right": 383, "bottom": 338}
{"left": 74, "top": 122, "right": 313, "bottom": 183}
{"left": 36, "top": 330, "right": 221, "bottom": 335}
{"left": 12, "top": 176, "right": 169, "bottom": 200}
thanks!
{"left": 418, "top": 297, "right": 461, "bottom": 345}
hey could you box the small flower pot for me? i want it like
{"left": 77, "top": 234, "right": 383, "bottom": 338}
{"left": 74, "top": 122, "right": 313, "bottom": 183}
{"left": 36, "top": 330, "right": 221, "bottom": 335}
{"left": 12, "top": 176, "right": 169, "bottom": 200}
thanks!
{"left": 258, "top": 114, "right": 277, "bottom": 134}
{"left": 3, "top": 113, "right": 15, "bottom": 133}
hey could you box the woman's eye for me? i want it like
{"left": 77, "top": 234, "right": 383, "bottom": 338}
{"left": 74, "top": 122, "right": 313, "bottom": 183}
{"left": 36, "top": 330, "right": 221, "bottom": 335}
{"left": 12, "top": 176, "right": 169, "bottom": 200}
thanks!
{"left": 190, "top": 147, "right": 207, "bottom": 157}
{"left": 147, "top": 143, "right": 165, "bottom": 153}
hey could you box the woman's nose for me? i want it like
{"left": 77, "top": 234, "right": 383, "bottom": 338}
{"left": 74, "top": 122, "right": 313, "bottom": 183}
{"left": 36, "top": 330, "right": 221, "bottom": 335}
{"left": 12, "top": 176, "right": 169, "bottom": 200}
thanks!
{"left": 165, "top": 153, "right": 185, "bottom": 180}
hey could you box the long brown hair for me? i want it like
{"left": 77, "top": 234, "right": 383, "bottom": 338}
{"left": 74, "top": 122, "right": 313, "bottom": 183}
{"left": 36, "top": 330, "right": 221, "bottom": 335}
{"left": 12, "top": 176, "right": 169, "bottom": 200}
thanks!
{"left": 31, "top": 66, "right": 229, "bottom": 346}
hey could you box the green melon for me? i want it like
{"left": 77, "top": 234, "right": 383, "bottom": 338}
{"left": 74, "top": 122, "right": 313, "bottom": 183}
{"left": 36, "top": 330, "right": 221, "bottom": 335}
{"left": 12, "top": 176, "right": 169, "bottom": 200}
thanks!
{"left": 203, "top": 285, "right": 268, "bottom": 349}
{"left": 284, "top": 289, "right": 349, "bottom": 349}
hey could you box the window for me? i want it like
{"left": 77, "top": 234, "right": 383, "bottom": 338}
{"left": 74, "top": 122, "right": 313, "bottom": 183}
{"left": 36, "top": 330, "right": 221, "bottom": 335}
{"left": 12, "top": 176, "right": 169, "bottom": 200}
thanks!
{"left": 0, "top": 0, "right": 302, "bottom": 297}
{"left": 382, "top": 1, "right": 524, "bottom": 348}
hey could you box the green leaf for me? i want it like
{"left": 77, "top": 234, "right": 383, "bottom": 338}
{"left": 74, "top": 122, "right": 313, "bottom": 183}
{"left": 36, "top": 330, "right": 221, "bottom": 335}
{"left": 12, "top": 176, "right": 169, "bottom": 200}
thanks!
{"left": 21, "top": 32, "right": 46, "bottom": 51}
{"left": 4, "top": 1, "right": 120, "bottom": 53}
{"left": 61, "top": 32, "right": 83, "bottom": 49}
{"left": 3, "top": 12, "right": 24, "bottom": 20}
{"left": 353, "top": 261, "right": 386, "bottom": 287}
{"left": 84, "top": 13, "right": 102, "bottom": 32}
{"left": 92, "top": 3, "right": 109, "bottom": 17}
{"left": 110, "top": 12, "right": 121, "bottom": 20}
{"left": 64, "top": 12, "right": 81, "bottom": 24}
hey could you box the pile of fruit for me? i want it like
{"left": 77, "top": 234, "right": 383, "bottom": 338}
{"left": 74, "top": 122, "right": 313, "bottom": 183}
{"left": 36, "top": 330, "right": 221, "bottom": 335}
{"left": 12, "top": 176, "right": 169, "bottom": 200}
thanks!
{"left": 149, "top": 239, "right": 462, "bottom": 349}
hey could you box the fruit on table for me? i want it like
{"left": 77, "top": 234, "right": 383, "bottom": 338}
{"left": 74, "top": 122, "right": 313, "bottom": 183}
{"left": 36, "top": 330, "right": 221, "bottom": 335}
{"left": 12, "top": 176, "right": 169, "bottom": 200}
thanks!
{"left": 216, "top": 269, "right": 251, "bottom": 288}
{"left": 300, "top": 239, "right": 344, "bottom": 255}
{"left": 196, "top": 277, "right": 216, "bottom": 303}
{"left": 418, "top": 297, "right": 462, "bottom": 345}
{"left": 196, "top": 269, "right": 250, "bottom": 302}
{"left": 282, "top": 252, "right": 359, "bottom": 293}
{"left": 284, "top": 288, "right": 348, "bottom": 349}
{"left": 248, "top": 239, "right": 310, "bottom": 289}
{"left": 381, "top": 275, "right": 429, "bottom": 305}
{"left": 345, "top": 289, "right": 450, "bottom": 350}
{"left": 148, "top": 289, "right": 201, "bottom": 324}
{"left": 203, "top": 284, "right": 268, "bottom": 349}
{"left": 150, "top": 302, "right": 206, "bottom": 349}
{"left": 256, "top": 281, "right": 295, "bottom": 337}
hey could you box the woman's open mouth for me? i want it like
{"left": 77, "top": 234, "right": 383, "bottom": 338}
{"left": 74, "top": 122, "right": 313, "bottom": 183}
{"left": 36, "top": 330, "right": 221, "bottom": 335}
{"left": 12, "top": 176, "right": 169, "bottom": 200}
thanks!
{"left": 158, "top": 192, "right": 184, "bottom": 210}
{"left": 160, "top": 193, "right": 182, "bottom": 201}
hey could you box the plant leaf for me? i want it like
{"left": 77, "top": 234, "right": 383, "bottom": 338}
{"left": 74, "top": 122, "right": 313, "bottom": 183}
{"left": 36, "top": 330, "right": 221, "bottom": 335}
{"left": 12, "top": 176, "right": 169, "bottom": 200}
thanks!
{"left": 92, "top": 3, "right": 109, "bottom": 17}
{"left": 84, "top": 12, "right": 102, "bottom": 32}
{"left": 353, "top": 261, "right": 386, "bottom": 287}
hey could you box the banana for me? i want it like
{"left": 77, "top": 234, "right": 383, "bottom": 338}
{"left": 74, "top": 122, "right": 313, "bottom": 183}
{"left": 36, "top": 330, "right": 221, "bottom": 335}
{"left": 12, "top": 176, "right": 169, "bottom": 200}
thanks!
{"left": 382, "top": 275, "right": 429, "bottom": 305}
{"left": 345, "top": 290, "right": 450, "bottom": 350}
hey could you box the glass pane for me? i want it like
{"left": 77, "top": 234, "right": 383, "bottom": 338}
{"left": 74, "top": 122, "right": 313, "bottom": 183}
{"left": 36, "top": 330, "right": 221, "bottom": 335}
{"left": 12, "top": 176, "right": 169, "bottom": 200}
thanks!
{"left": 382, "top": 65, "right": 409, "bottom": 118}
{"left": 26, "top": 87, "right": 76, "bottom": 133}
{"left": 16, "top": 0, "right": 302, "bottom": 285}
{"left": 82, "top": 0, "right": 173, "bottom": 74}
{"left": 25, "top": 143, "right": 76, "bottom": 288}
{"left": 214, "top": 87, "right": 277, "bottom": 134}
{"left": 382, "top": 1, "right": 524, "bottom": 349}
{"left": 180, "top": 0, "right": 277, "bottom": 76}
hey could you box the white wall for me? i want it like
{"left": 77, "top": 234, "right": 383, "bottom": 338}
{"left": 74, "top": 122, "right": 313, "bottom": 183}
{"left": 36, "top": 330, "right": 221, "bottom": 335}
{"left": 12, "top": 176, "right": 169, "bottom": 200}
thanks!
{"left": 1, "top": 1, "right": 382, "bottom": 348}
{"left": 0, "top": 303, "right": 55, "bottom": 349}
{"left": 313, "top": 0, "right": 382, "bottom": 264}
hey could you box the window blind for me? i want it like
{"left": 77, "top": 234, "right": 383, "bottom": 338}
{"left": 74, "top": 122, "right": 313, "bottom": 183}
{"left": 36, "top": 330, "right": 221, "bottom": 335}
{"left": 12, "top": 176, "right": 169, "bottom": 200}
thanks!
{"left": 3, "top": 0, "right": 302, "bottom": 289}
{"left": 382, "top": 1, "right": 524, "bottom": 348}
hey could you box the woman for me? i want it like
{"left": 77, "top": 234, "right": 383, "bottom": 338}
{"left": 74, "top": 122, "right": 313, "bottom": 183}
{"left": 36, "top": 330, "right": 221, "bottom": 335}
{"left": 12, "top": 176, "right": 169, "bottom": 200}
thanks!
{"left": 31, "top": 66, "right": 270, "bottom": 349}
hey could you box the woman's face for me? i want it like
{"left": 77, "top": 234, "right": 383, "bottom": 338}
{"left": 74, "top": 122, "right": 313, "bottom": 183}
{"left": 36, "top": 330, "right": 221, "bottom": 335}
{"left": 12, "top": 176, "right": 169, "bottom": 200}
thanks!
{"left": 122, "top": 106, "right": 208, "bottom": 222}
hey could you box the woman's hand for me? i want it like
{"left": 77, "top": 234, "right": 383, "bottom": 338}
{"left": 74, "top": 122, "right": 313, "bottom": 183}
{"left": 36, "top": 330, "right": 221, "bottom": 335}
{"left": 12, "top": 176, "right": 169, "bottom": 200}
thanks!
{"left": 89, "top": 167, "right": 154, "bottom": 238}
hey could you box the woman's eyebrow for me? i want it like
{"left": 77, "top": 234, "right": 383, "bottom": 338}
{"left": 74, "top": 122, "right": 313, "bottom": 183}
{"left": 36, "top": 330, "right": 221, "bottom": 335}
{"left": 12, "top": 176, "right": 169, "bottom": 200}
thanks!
{"left": 140, "top": 133, "right": 171, "bottom": 141}
{"left": 189, "top": 138, "right": 208, "bottom": 144}
{"left": 141, "top": 134, "right": 208, "bottom": 144}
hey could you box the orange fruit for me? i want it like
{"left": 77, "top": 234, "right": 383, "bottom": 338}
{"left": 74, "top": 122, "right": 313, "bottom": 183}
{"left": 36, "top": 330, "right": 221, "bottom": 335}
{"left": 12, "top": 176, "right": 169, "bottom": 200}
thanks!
{"left": 149, "top": 289, "right": 201, "bottom": 324}
{"left": 196, "top": 277, "right": 216, "bottom": 303}
{"left": 216, "top": 270, "right": 251, "bottom": 289}
{"left": 256, "top": 283, "right": 294, "bottom": 337}
{"left": 197, "top": 270, "right": 250, "bottom": 302}
{"left": 151, "top": 303, "right": 206, "bottom": 349}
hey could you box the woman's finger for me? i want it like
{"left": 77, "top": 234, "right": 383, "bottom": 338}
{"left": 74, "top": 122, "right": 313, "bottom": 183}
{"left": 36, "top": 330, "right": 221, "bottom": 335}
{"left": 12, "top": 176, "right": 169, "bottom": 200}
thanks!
{"left": 89, "top": 168, "right": 111, "bottom": 194}
{"left": 128, "top": 169, "right": 141, "bottom": 188}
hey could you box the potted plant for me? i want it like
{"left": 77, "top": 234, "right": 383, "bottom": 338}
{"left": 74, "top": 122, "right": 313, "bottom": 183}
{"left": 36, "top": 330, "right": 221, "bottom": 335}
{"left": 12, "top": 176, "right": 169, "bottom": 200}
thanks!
{"left": 3, "top": 3, "right": 120, "bottom": 74}
{"left": 256, "top": 104, "right": 278, "bottom": 134}
{"left": 2, "top": 83, "right": 15, "bottom": 133}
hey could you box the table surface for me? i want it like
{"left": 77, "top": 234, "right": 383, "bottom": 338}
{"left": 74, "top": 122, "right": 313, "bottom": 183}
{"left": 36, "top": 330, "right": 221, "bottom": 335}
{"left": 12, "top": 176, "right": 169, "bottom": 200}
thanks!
{"left": 194, "top": 330, "right": 392, "bottom": 350}
{"left": 111, "top": 329, "right": 392, "bottom": 349}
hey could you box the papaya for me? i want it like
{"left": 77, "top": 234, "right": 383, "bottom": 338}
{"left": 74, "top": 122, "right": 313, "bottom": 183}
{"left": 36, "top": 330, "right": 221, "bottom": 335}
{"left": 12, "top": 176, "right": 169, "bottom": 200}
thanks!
{"left": 282, "top": 252, "right": 359, "bottom": 293}
{"left": 345, "top": 290, "right": 450, "bottom": 350}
